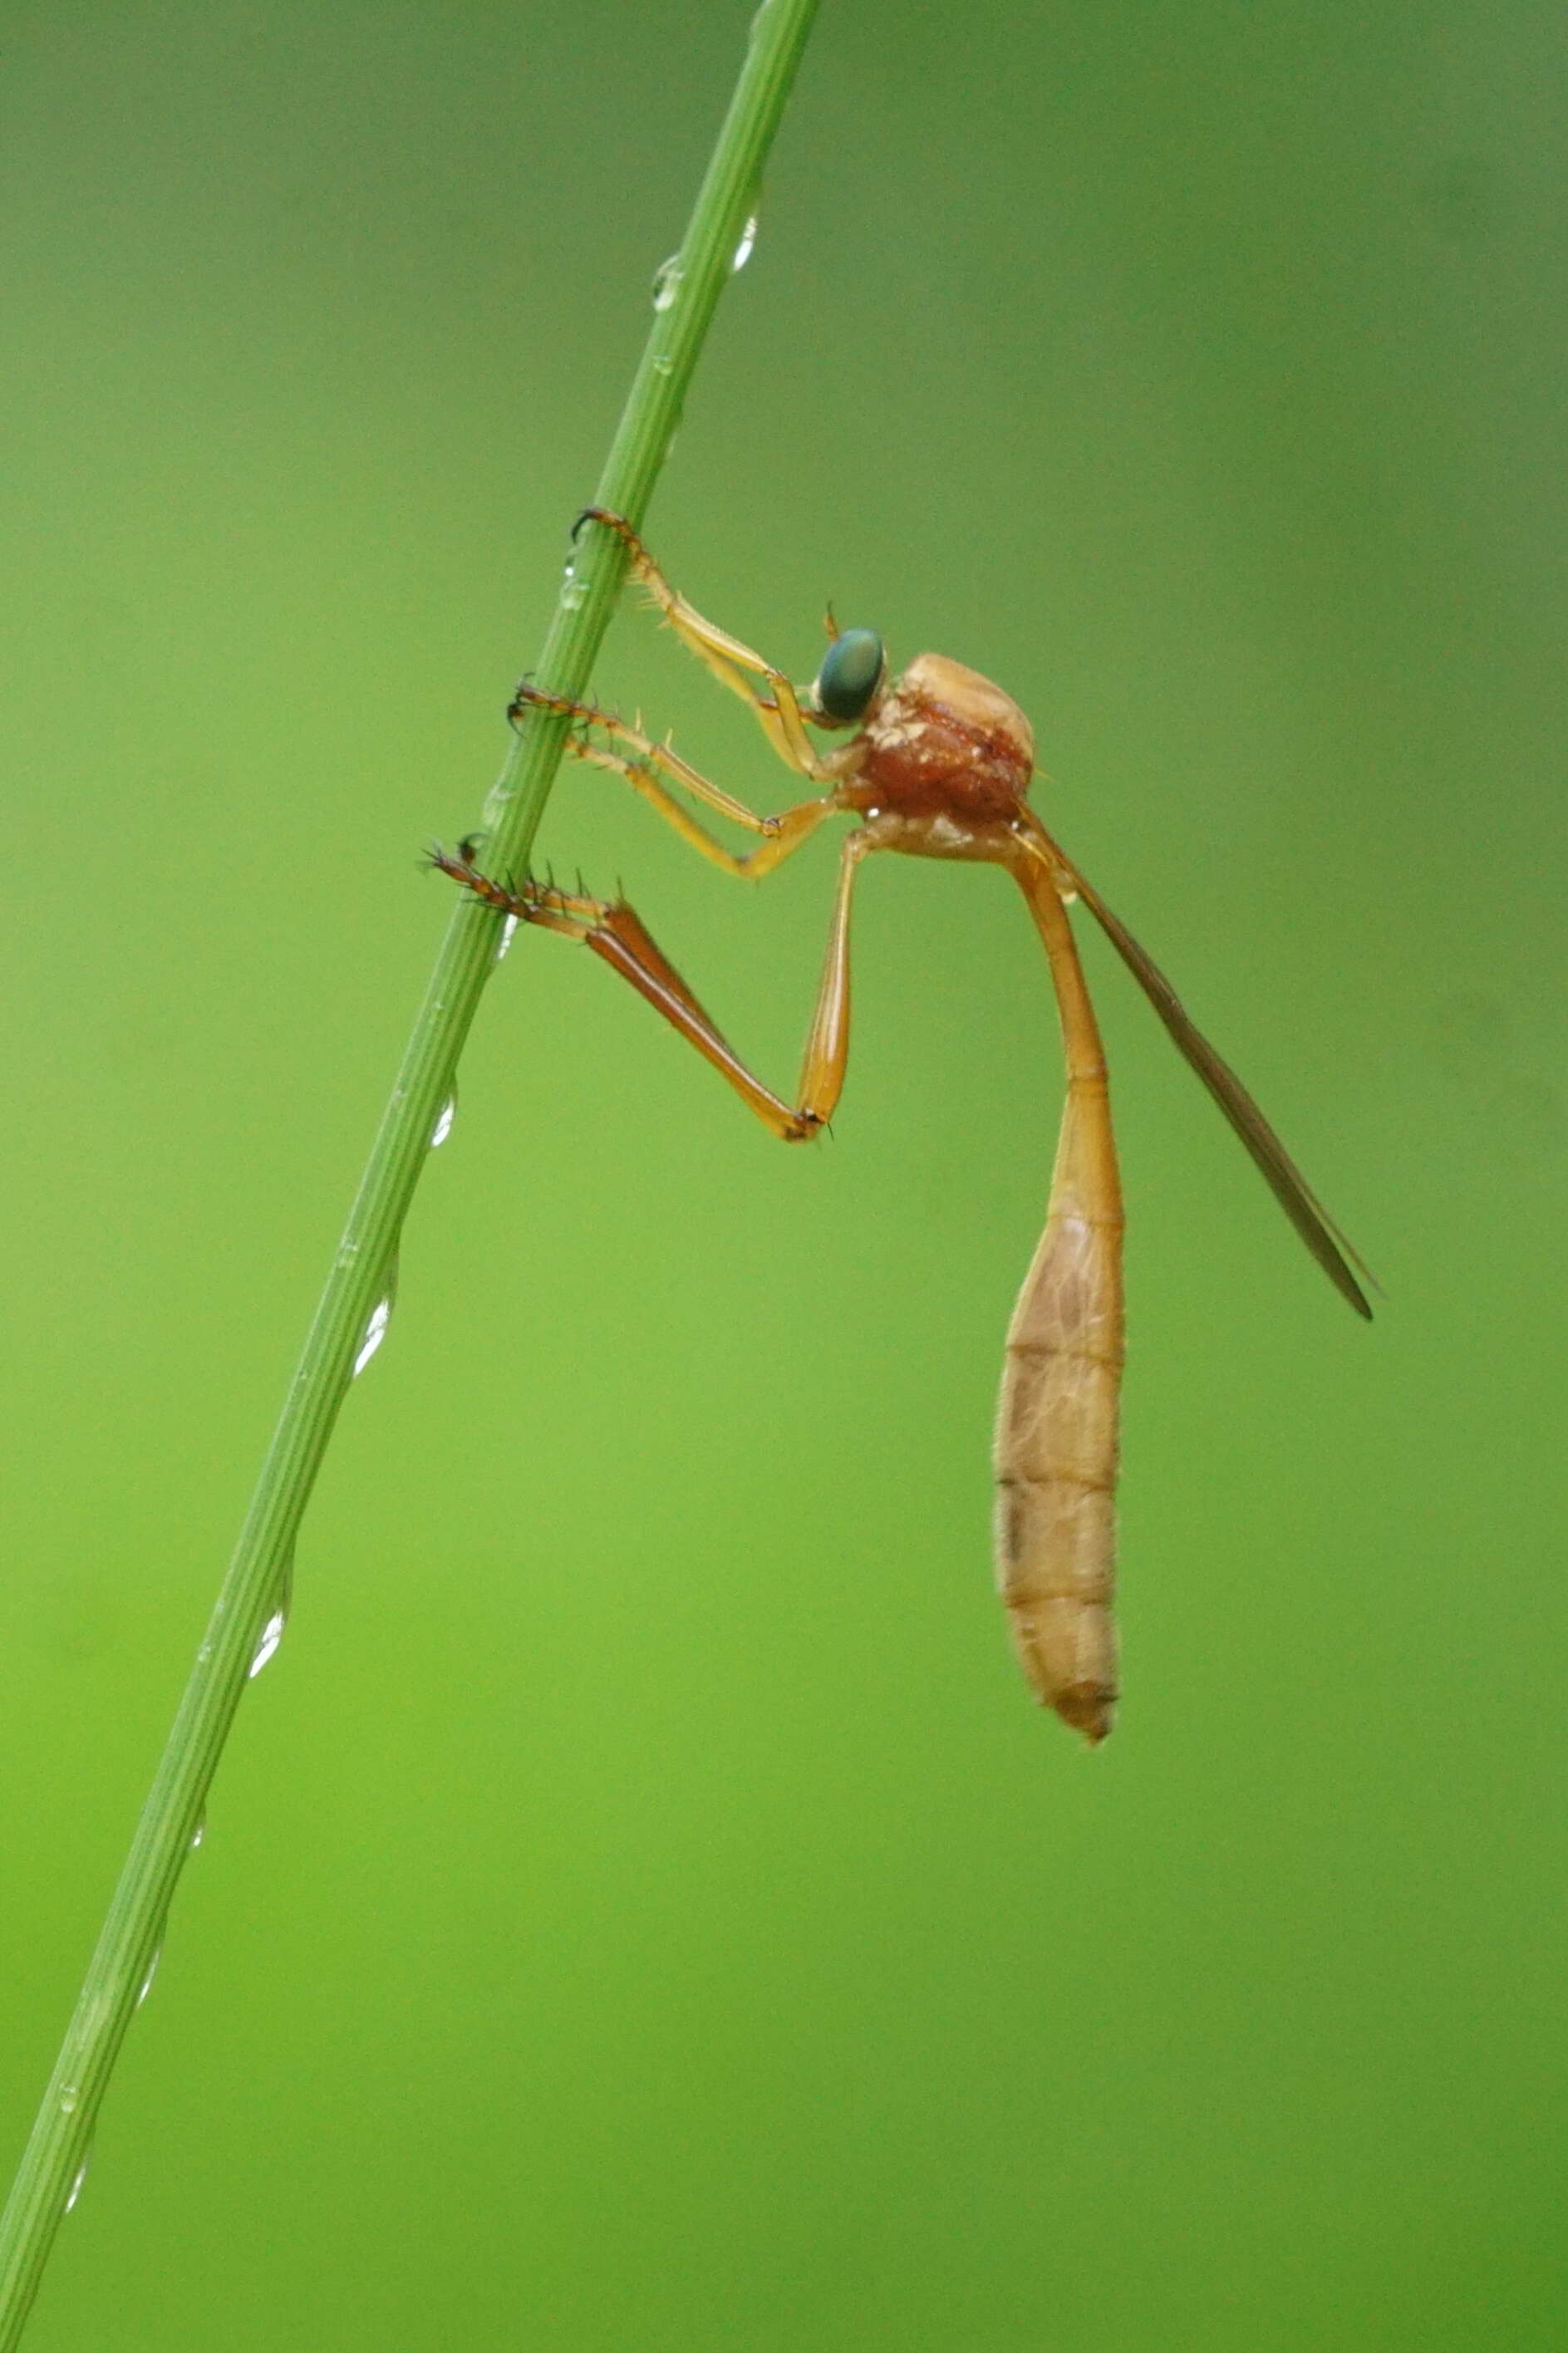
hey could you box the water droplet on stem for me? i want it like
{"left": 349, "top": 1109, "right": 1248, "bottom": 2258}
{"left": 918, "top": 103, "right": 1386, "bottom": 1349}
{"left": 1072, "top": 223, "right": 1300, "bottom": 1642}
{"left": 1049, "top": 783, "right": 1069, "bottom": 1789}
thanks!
{"left": 353, "top": 1295, "right": 391, "bottom": 1378}
{"left": 651, "top": 254, "right": 682, "bottom": 312}
{"left": 248, "top": 1608, "right": 286, "bottom": 1679}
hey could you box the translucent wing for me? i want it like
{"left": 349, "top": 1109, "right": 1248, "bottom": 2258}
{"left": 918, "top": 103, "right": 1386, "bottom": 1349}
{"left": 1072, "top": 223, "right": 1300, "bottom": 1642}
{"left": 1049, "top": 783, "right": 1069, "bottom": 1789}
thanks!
{"left": 1028, "top": 818, "right": 1374, "bottom": 1319}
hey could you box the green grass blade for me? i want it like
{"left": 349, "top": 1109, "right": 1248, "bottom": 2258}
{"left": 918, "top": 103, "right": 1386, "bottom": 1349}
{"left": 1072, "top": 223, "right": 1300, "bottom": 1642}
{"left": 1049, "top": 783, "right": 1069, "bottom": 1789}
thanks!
{"left": 0, "top": 2, "right": 820, "bottom": 2340}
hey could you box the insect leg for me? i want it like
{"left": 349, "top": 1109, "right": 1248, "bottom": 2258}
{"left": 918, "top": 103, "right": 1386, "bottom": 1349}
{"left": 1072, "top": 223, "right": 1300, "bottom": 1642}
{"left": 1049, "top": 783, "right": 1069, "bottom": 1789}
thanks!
{"left": 519, "top": 699, "right": 842, "bottom": 881}
{"left": 510, "top": 681, "right": 777, "bottom": 838}
{"left": 430, "top": 832, "right": 873, "bottom": 1141}
{"left": 575, "top": 507, "right": 831, "bottom": 782}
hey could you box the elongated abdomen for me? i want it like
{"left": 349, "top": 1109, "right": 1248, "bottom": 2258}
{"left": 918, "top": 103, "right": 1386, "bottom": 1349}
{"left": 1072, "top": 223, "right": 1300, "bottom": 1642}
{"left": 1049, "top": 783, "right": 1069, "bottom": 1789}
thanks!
{"left": 993, "top": 1078, "right": 1126, "bottom": 1742}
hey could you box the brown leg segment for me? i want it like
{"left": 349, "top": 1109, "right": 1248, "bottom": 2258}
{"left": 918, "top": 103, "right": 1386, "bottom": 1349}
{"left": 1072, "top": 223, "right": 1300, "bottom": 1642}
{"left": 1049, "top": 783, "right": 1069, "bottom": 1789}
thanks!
{"left": 431, "top": 833, "right": 872, "bottom": 1142}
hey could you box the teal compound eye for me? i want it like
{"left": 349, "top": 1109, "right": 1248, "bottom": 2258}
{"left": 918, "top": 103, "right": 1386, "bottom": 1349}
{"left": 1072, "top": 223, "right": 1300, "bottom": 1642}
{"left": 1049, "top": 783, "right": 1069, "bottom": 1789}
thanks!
{"left": 813, "top": 627, "right": 885, "bottom": 725}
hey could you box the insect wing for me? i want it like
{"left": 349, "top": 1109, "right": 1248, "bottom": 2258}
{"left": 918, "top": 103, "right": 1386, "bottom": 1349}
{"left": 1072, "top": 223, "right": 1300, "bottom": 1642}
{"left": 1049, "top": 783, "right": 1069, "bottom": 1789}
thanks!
{"left": 1030, "top": 824, "right": 1374, "bottom": 1318}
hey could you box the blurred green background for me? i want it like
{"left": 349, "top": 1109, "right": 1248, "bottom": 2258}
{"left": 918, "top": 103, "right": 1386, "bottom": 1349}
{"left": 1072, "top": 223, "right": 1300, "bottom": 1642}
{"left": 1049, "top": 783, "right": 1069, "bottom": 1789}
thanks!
{"left": 2, "top": 2, "right": 1565, "bottom": 2346}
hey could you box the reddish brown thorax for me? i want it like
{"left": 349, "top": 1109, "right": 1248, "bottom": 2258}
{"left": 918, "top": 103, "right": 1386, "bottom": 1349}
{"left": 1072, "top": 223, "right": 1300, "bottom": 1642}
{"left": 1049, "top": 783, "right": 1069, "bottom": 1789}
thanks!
{"left": 848, "top": 653, "right": 1035, "bottom": 824}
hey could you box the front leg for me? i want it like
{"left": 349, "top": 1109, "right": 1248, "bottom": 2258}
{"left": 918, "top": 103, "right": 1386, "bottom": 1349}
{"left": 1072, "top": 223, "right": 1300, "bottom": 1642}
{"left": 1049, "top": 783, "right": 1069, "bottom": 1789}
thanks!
{"left": 576, "top": 507, "right": 835, "bottom": 784}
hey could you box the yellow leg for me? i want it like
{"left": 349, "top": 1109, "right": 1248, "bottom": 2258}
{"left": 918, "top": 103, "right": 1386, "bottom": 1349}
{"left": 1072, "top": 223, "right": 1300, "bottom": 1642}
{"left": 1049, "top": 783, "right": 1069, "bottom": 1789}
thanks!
{"left": 512, "top": 681, "right": 841, "bottom": 881}
{"left": 510, "top": 681, "right": 777, "bottom": 837}
{"left": 795, "top": 830, "right": 868, "bottom": 1122}
{"left": 576, "top": 507, "right": 833, "bottom": 783}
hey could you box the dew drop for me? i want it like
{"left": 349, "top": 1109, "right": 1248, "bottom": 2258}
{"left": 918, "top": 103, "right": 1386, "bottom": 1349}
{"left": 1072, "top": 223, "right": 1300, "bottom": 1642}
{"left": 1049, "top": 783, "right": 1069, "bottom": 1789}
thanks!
{"left": 64, "top": 2155, "right": 90, "bottom": 2216}
{"left": 651, "top": 254, "right": 682, "bottom": 312}
{"left": 353, "top": 1294, "right": 392, "bottom": 1378}
{"left": 651, "top": 352, "right": 674, "bottom": 377}
{"left": 135, "top": 1946, "right": 162, "bottom": 2010}
{"left": 58, "top": 2085, "right": 79, "bottom": 2116}
{"left": 559, "top": 578, "right": 587, "bottom": 612}
{"left": 731, "top": 213, "right": 759, "bottom": 272}
{"left": 189, "top": 1817, "right": 207, "bottom": 1852}
{"left": 248, "top": 1608, "right": 286, "bottom": 1679}
{"left": 497, "top": 914, "right": 519, "bottom": 961}
{"left": 430, "top": 1093, "right": 456, "bottom": 1149}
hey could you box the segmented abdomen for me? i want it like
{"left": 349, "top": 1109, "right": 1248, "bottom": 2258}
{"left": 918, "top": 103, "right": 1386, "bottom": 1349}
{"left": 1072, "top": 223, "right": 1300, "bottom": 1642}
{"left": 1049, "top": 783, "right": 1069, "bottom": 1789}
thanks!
{"left": 993, "top": 1082, "right": 1125, "bottom": 1743}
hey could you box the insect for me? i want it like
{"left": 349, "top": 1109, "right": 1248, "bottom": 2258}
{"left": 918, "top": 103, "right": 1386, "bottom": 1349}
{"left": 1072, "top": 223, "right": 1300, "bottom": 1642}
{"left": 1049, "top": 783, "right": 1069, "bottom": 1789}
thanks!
{"left": 435, "top": 508, "right": 1372, "bottom": 1743}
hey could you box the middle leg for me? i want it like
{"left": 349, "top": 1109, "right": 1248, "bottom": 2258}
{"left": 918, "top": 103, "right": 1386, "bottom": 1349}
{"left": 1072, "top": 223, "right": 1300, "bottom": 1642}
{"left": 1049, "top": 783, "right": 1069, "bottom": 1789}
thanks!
{"left": 509, "top": 681, "right": 840, "bottom": 881}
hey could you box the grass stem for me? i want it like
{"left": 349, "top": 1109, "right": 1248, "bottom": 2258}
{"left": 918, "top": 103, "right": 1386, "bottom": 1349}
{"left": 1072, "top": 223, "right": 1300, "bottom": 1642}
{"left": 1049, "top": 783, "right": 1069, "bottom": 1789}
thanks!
{"left": 0, "top": 3, "right": 819, "bottom": 2338}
